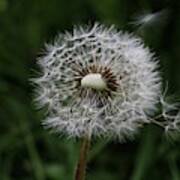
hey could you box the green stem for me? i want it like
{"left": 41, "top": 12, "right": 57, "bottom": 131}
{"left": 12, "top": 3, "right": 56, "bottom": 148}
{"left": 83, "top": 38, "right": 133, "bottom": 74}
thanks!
{"left": 74, "top": 135, "right": 91, "bottom": 180}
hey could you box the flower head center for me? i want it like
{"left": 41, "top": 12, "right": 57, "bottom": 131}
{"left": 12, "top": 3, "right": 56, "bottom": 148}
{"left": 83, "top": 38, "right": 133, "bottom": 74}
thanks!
{"left": 81, "top": 73, "right": 107, "bottom": 91}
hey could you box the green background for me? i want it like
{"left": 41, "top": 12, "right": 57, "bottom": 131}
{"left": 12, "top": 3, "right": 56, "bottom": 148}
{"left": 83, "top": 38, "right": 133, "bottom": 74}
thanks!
{"left": 0, "top": 0, "right": 180, "bottom": 179}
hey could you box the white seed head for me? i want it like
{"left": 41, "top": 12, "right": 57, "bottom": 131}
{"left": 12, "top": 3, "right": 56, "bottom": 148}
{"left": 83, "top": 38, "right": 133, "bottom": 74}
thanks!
{"left": 81, "top": 73, "right": 106, "bottom": 90}
{"left": 32, "top": 23, "right": 173, "bottom": 141}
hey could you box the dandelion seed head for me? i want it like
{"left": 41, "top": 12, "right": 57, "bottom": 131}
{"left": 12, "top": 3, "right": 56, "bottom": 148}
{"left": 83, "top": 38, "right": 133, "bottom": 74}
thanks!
{"left": 33, "top": 23, "right": 163, "bottom": 140}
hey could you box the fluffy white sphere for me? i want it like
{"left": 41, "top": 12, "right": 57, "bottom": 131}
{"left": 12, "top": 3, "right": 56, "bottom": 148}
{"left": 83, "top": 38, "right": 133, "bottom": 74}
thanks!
{"left": 33, "top": 23, "right": 162, "bottom": 140}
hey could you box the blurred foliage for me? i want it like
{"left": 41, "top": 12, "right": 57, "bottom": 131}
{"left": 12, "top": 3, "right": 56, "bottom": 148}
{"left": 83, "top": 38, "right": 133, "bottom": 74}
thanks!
{"left": 0, "top": 0, "right": 180, "bottom": 179}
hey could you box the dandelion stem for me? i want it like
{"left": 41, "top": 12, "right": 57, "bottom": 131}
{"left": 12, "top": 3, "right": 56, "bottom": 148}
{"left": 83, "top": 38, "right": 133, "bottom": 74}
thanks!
{"left": 74, "top": 135, "right": 91, "bottom": 180}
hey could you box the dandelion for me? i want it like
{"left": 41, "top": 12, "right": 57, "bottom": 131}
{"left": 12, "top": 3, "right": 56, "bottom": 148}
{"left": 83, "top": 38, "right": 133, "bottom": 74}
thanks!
{"left": 32, "top": 23, "right": 180, "bottom": 180}
{"left": 33, "top": 23, "right": 162, "bottom": 139}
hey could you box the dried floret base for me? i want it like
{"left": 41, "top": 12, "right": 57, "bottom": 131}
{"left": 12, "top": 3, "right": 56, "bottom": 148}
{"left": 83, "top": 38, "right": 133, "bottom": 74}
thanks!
{"left": 74, "top": 135, "right": 91, "bottom": 180}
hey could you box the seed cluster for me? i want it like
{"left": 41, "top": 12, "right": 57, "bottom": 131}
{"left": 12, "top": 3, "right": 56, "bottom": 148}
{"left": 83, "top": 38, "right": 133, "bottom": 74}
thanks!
{"left": 33, "top": 24, "right": 162, "bottom": 140}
